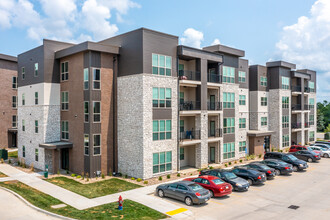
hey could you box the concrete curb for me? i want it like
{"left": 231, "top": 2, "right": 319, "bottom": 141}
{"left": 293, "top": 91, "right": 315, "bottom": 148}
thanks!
{"left": 0, "top": 186, "right": 75, "bottom": 220}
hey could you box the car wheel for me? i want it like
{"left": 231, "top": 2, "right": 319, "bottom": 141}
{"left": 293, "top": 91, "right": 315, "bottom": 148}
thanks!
{"left": 324, "top": 154, "right": 329, "bottom": 158}
{"left": 293, "top": 166, "right": 298, "bottom": 172}
{"left": 247, "top": 179, "right": 253, "bottom": 186}
{"left": 308, "top": 158, "right": 313, "bottom": 163}
{"left": 209, "top": 190, "right": 214, "bottom": 198}
{"left": 275, "top": 169, "right": 281, "bottom": 176}
{"left": 185, "top": 197, "right": 193, "bottom": 206}
{"left": 158, "top": 189, "right": 164, "bottom": 198}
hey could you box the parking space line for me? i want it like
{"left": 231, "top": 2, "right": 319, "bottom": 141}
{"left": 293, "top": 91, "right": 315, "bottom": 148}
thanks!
{"left": 231, "top": 193, "right": 243, "bottom": 197}
{"left": 210, "top": 200, "right": 224, "bottom": 205}
{"left": 165, "top": 208, "right": 188, "bottom": 216}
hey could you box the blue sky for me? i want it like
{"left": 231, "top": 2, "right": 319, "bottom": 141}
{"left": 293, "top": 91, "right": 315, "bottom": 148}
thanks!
{"left": 0, "top": 0, "right": 328, "bottom": 101}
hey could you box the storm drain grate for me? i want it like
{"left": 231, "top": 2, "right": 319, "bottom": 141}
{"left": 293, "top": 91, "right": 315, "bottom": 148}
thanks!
{"left": 288, "top": 205, "right": 300, "bottom": 210}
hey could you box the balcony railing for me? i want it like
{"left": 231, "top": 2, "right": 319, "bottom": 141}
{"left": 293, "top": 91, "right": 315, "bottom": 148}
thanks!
{"left": 292, "top": 104, "right": 302, "bottom": 111}
{"left": 179, "top": 70, "right": 201, "bottom": 81}
{"left": 304, "top": 122, "right": 310, "bottom": 128}
{"left": 180, "top": 101, "right": 201, "bottom": 111}
{"left": 207, "top": 73, "right": 221, "bottom": 83}
{"left": 291, "top": 122, "right": 302, "bottom": 129}
{"left": 208, "top": 128, "right": 222, "bottom": 138}
{"left": 304, "top": 87, "right": 310, "bottom": 93}
{"left": 309, "top": 104, "right": 315, "bottom": 109}
{"left": 304, "top": 104, "right": 310, "bottom": 110}
{"left": 180, "top": 130, "right": 201, "bottom": 141}
{"left": 292, "top": 86, "right": 302, "bottom": 92}
{"left": 309, "top": 137, "right": 314, "bottom": 142}
{"left": 207, "top": 102, "right": 222, "bottom": 111}
{"left": 310, "top": 121, "right": 315, "bottom": 126}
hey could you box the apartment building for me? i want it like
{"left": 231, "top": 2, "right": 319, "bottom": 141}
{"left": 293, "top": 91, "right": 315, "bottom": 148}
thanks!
{"left": 0, "top": 54, "right": 18, "bottom": 149}
{"left": 12, "top": 27, "right": 316, "bottom": 179}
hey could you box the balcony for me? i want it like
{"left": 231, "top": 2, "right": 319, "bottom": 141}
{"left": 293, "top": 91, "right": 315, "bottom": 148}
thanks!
{"left": 208, "top": 128, "right": 222, "bottom": 138}
{"left": 309, "top": 121, "right": 315, "bottom": 126}
{"left": 207, "top": 102, "right": 222, "bottom": 111}
{"left": 304, "top": 105, "right": 310, "bottom": 110}
{"left": 180, "top": 130, "right": 201, "bottom": 141}
{"left": 207, "top": 73, "right": 221, "bottom": 83}
{"left": 292, "top": 86, "right": 302, "bottom": 92}
{"left": 179, "top": 70, "right": 201, "bottom": 81}
{"left": 304, "top": 87, "right": 310, "bottom": 93}
{"left": 180, "top": 101, "right": 201, "bottom": 111}
{"left": 309, "top": 104, "right": 315, "bottom": 109}
{"left": 292, "top": 104, "right": 302, "bottom": 111}
{"left": 291, "top": 122, "right": 302, "bottom": 129}
{"left": 304, "top": 122, "right": 310, "bottom": 128}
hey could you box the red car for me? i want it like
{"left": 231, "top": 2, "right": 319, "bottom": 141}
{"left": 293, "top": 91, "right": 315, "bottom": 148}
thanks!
{"left": 289, "top": 145, "right": 321, "bottom": 155}
{"left": 184, "top": 175, "right": 232, "bottom": 198}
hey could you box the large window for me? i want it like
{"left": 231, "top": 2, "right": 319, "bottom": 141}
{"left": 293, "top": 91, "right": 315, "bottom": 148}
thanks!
{"left": 84, "top": 134, "right": 89, "bottom": 155}
{"left": 22, "top": 119, "right": 25, "bottom": 131}
{"left": 309, "top": 98, "right": 315, "bottom": 109}
{"left": 224, "top": 118, "right": 235, "bottom": 134}
{"left": 12, "top": 115, "right": 17, "bottom": 128}
{"left": 261, "top": 97, "right": 267, "bottom": 106}
{"left": 238, "top": 71, "right": 246, "bottom": 83}
{"left": 260, "top": 76, "right": 267, "bottom": 87}
{"left": 309, "top": 81, "right": 315, "bottom": 92}
{"left": 223, "top": 66, "right": 235, "bottom": 83}
{"left": 261, "top": 117, "right": 267, "bottom": 126}
{"left": 239, "top": 95, "right": 246, "bottom": 105}
{"left": 223, "top": 142, "right": 235, "bottom": 159}
{"left": 223, "top": 92, "right": 235, "bottom": 109}
{"left": 180, "top": 120, "right": 184, "bottom": 133}
{"left": 309, "top": 131, "right": 315, "bottom": 142}
{"left": 34, "top": 63, "right": 38, "bottom": 77}
{"left": 84, "top": 68, "right": 89, "bottom": 90}
{"left": 61, "top": 121, "right": 69, "bottom": 140}
{"left": 239, "top": 118, "right": 246, "bottom": 129}
{"left": 22, "top": 67, "right": 25, "bottom": 80}
{"left": 152, "top": 54, "right": 172, "bottom": 76}
{"left": 61, "top": 91, "right": 69, "bottom": 110}
{"left": 309, "top": 115, "right": 315, "bottom": 124}
{"left": 239, "top": 141, "right": 246, "bottom": 152}
{"left": 22, "top": 146, "right": 25, "bottom": 157}
{"left": 84, "top": 102, "right": 89, "bottom": 122}
{"left": 61, "top": 61, "right": 69, "bottom": 81}
{"left": 12, "top": 76, "right": 17, "bottom": 89}
{"left": 93, "top": 102, "right": 101, "bottom": 122}
{"left": 281, "top": 76, "right": 290, "bottom": 89}
{"left": 282, "top": 135, "right": 289, "bottom": 148}
{"left": 35, "top": 120, "right": 38, "bottom": 133}
{"left": 93, "top": 68, "right": 101, "bottom": 89}
{"left": 35, "top": 149, "right": 38, "bottom": 161}
{"left": 153, "top": 120, "right": 171, "bottom": 141}
{"left": 35, "top": 92, "right": 38, "bottom": 105}
{"left": 282, "top": 116, "right": 289, "bottom": 128}
{"left": 22, "top": 94, "right": 25, "bottom": 106}
{"left": 180, "top": 147, "right": 184, "bottom": 160}
{"left": 153, "top": 151, "right": 172, "bottom": 174}
{"left": 152, "top": 87, "right": 171, "bottom": 108}
{"left": 282, "top": 97, "right": 289, "bottom": 108}
{"left": 12, "top": 96, "right": 17, "bottom": 108}
{"left": 93, "top": 134, "right": 101, "bottom": 155}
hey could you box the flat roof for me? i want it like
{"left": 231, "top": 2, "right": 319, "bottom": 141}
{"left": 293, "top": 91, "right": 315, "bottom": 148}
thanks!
{"left": 203, "top": 44, "right": 245, "bottom": 57}
{"left": 0, "top": 53, "right": 17, "bottom": 62}
{"left": 266, "top": 61, "right": 296, "bottom": 69}
{"left": 247, "top": 130, "right": 275, "bottom": 137}
{"left": 178, "top": 45, "right": 223, "bottom": 63}
{"left": 39, "top": 141, "right": 73, "bottom": 150}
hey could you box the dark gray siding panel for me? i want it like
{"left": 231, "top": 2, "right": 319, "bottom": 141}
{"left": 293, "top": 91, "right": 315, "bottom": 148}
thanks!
{"left": 268, "top": 67, "right": 280, "bottom": 90}
{"left": 222, "top": 54, "right": 239, "bottom": 68}
{"left": 153, "top": 109, "right": 172, "bottom": 120}
{"left": 223, "top": 109, "right": 235, "bottom": 118}
{"left": 91, "top": 51, "right": 101, "bottom": 68}
{"left": 0, "top": 60, "right": 17, "bottom": 71}
{"left": 238, "top": 59, "right": 249, "bottom": 89}
{"left": 249, "top": 65, "right": 258, "bottom": 91}
{"left": 223, "top": 134, "right": 235, "bottom": 143}
{"left": 84, "top": 156, "right": 90, "bottom": 174}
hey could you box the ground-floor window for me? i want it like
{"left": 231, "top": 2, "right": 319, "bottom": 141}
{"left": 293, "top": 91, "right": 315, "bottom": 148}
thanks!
{"left": 35, "top": 148, "right": 38, "bottom": 161}
{"left": 93, "top": 134, "right": 101, "bottom": 155}
{"left": 84, "top": 134, "right": 89, "bottom": 155}
{"left": 153, "top": 151, "right": 172, "bottom": 174}
{"left": 239, "top": 141, "right": 246, "bottom": 152}
{"left": 309, "top": 131, "right": 315, "bottom": 142}
{"left": 282, "top": 135, "right": 289, "bottom": 148}
{"left": 180, "top": 147, "right": 184, "bottom": 160}
{"left": 223, "top": 142, "right": 235, "bottom": 159}
{"left": 22, "top": 146, "right": 25, "bottom": 157}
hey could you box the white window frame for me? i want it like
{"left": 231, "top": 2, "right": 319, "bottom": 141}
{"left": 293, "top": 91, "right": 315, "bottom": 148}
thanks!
{"left": 12, "top": 76, "right": 17, "bottom": 89}
{"left": 260, "top": 76, "right": 267, "bottom": 87}
{"left": 22, "top": 93, "right": 25, "bottom": 106}
{"left": 84, "top": 134, "right": 89, "bottom": 156}
{"left": 239, "top": 95, "right": 246, "bottom": 105}
{"left": 12, "top": 115, "right": 17, "bottom": 128}
{"left": 282, "top": 116, "right": 289, "bottom": 128}
{"left": 35, "top": 120, "right": 38, "bottom": 133}
{"left": 261, "top": 97, "right": 267, "bottom": 106}
{"left": 93, "top": 134, "right": 101, "bottom": 156}
{"left": 84, "top": 101, "right": 89, "bottom": 123}
{"left": 261, "top": 117, "right": 268, "bottom": 126}
{"left": 92, "top": 68, "right": 101, "bottom": 90}
{"left": 35, "top": 92, "right": 38, "bottom": 105}
{"left": 61, "top": 121, "right": 69, "bottom": 140}
{"left": 238, "top": 71, "right": 246, "bottom": 83}
{"left": 84, "top": 68, "right": 89, "bottom": 90}
{"left": 35, "top": 148, "right": 39, "bottom": 161}
{"left": 239, "top": 141, "right": 246, "bottom": 152}
{"left": 12, "top": 96, "right": 17, "bottom": 109}
{"left": 239, "top": 118, "right": 246, "bottom": 129}
{"left": 22, "top": 119, "right": 25, "bottom": 131}
{"left": 152, "top": 53, "right": 172, "bottom": 76}
{"left": 93, "top": 101, "right": 101, "bottom": 123}
{"left": 34, "top": 63, "right": 38, "bottom": 77}
{"left": 22, "top": 67, "right": 25, "bottom": 80}
{"left": 61, "top": 91, "right": 69, "bottom": 111}
{"left": 61, "top": 61, "right": 69, "bottom": 81}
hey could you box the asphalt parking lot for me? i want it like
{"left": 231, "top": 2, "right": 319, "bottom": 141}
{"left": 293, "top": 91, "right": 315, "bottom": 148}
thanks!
{"left": 153, "top": 159, "right": 330, "bottom": 220}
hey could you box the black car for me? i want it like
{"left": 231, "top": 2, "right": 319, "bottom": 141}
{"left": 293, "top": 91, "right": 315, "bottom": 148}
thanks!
{"left": 231, "top": 167, "right": 266, "bottom": 186}
{"left": 290, "top": 150, "right": 321, "bottom": 162}
{"left": 264, "top": 152, "right": 308, "bottom": 172}
{"left": 259, "top": 159, "right": 293, "bottom": 175}
{"left": 243, "top": 163, "right": 276, "bottom": 179}
{"left": 200, "top": 169, "right": 250, "bottom": 191}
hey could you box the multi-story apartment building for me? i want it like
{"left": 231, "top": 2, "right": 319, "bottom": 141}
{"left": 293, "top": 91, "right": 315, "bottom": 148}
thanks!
{"left": 0, "top": 54, "right": 18, "bottom": 149}
{"left": 12, "top": 28, "right": 316, "bottom": 179}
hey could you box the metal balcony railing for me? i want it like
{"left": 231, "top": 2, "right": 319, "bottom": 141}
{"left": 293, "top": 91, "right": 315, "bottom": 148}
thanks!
{"left": 291, "top": 122, "right": 302, "bottom": 129}
{"left": 208, "top": 128, "right": 222, "bottom": 138}
{"left": 178, "top": 70, "right": 201, "bottom": 81}
{"left": 304, "top": 104, "right": 310, "bottom": 110}
{"left": 292, "top": 104, "right": 302, "bottom": 111}
{"left": 207, "top": 102, "right": 222, "bottom": 111}
{"left": 207, "top": 73, "right": 221, "bottom": 83}
{"left": 304, "top": 122, "right": 310, "bottom": 128}
{"left": 179, "top": 130, "right": 201, "bottom": 141}
{"left": 292, "top": 86, "right": 302, "bottom": 92}
{"left": 179, "top": 101, "right": 201, "bottom": 111}
{"left": 304, "top": 87, "right": 310, "bottom": 93}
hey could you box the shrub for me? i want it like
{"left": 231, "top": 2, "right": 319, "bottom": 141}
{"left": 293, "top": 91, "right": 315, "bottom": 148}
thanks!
{"left": 17, "top": 160, "right": 20, "bottom": 166}
{"left": 258, "top": 154, "right": 262, "bottom": 158}
{"left": 0, "top": 158, "right": 4, "bottom": 164}
{"left": 57, "top": 170, "right": 60, "bottom": 175}
{"left": 137, "top": 178, "right": 142, "bottom": 182}
{"left": 76, "top": 175, "right": 81, "bottom": 179}
{"left": 124, "top": 174, "right": 128, "bottom": 179}
{"left": 158, "top": 176, "right": 162, "bottom": 181}
{"left": 167, "top": 174, "right": 171, "bottom": 179}
{"left": 234, "top": 161, "right": 237, "bottom": 164}
{"left": 66, "top": 170, "right": 69, "bottom": 174}
{"left": 81, "top": 172, "right": 84, "bottom": 180}
{"left": 8, "top": 159, "right": 11, "bottom": 164}
{"left": 86, "top": 173, "right": 89, "bottom": 182}
{"left": 108, "top": 172, "right": 113, "bottom": 176}
{"left": 101, "top": 173, "right": 105, "bottom": 179}
{"left": 229, "top": 162, "right": 232, "bottom": 166}
{"left": 280, "top": 150, "right": 283, "bottom": 153}
{"left": 143, "top": 180, "right": 148, "bottom": 184}
{"left": 209, "top": 166, "right": 214, "bottom": 169}
{"left": 30, "top": 163, "right": 34, "bottom": 172}
{"left": 177, "top": 173, "right": 181, "bottom": 177}
{"left": 131, "top": 177, "right": 135, "bottom": 180}
{"left": 245, "top": 155, "right": 249, "bottom": 161}
{"left": 118, "top": 173, "right": 123, "bottom": 177}
{"left": 190, "top": 173, "right": 192, "bottom": 176}
{"left": 240, "top": 159, "right": 243, "bottom": 163}
{"left": 225, "top": 164, "right": 228, "bottom": 167}
{"left": 71, "top": 174, "right": 76, "bottom": 177}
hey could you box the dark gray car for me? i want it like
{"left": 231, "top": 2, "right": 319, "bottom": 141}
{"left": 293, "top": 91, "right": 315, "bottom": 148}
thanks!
{"left": 156, "top": 181, "right": 211, "bottom": 206}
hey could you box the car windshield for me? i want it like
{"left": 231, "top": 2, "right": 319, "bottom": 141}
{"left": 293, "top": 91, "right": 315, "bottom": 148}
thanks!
{"left": 189, "top": 184, "right": 203, "bottom": 191}
{"left": 211, "top": 179, "right": 225, "bottom": 185}
{"left": 223, "top": 172, "right": 237, "bottom": 179}
{"left": 259, "top": 164, "right": 270, "bottom": 169}
{"left": 287, "top": 154, "right": 298, "bottom": 160}
{"left": 277, "top": 161, "right": 289, "bottom": 166}
{"left": 307, "top": 147, "right": 313, "bottom": 151}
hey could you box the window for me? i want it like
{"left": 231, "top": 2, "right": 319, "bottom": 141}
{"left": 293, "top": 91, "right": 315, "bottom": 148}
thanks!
{"left": 93, "top": 102, "right": 101, "bottom": 122}
{"left": 35, "top": 149, "right": 38, "bottom": 161}
{"left": 282, "top": 97, "right": 289, "bottom": 108}
{"left": 260, "top": 76, "right": 267, "bottom": 87}
{"left": 84, "top": 134, "right": 89, "bottom": 155}
{"left": 282, "top": 135, "right": 289, "bottom": 148}
{"left": 222, "top": 66, "right": 235, "bottom": 83}
{"left": 34, "top": 63, "right": 38, "bottom": 77}
{"left": 61, "top": 62, "right": 69, "bottom": 81}
{"left": 239, "top": 95, "right": 246, "bottom": 105}
{"left": 223, "top": 92, "right": 235, "bottom": 108}
{"left": 35, "top": 120, "right": 38, "bottom": 133}
{"left": 84, "top": 102, "right": 89, "bottom": 122}
{"left": 153, "top": 120, "right": 172, "bottom": 141}
{"left": 35, "top": 92, "right": 38, "bottom": 105}
{"left": 152, "top": 54, "right": 172, "bottom": 76}
{"left": 61, "top": 121, "right": 69, "bottom": 140}
{"left": 261, "top": 117, "right": 267, "bottom": 126}
{"left": 309, "top": 81, "right": 315, "bottom": 92}
{"left": 93, "top": 134, "right": 101, "bottom": 155}
{"left": 224, "top": 118, "right": 235, "bottom": 134}
{"left": 22, "top": 120, "right": 25, "bottom": 131}
{"left": 309, "top": 115, "right": 315, "bottom": 124}
{"left": 152, "top": 87, "right": 171, "bottom": 108}
{"left": 223, "top": 142, "right": 235, "bottom": 159}
{"left": 153, "top": 151, "right": 172, "bottom": 174}
{"left": 180, "top": 120, "right": 184, "bottom": 133}
{"left": 261, "top": 97, "right": 267, "bottom": 106}
{"left": 22, "top": 94, "right": 25, "bottom": 106}
{"left": 12, "top": 115, "right": 17, "bottom": 128}
{"left": 180, "top": 147, "right": 184, "bottom": 160}
{"left": 238, "top": 71, "right": 246, "bottom": 83}
{"left": 22, "top": 146, "right": 25, "bottom": 157}
{"left": 309, "top": 98, "right": 315, "bottom": 109}
{"left": 84, "top": 68, "right": 89, "bottom": 90}
{"left": 12, "top": 96, "right": 17, "bottom": 108}
{"left": 309, "top": 131, "right": 315, "bottom": 141}
{"left": 93, "top": 68, "right": 101, "bottom": 89}
{"left": 179, "top": 92, "right": 184, "bottom": 104}
{"left": 239, "top": 141, "right": 246, "bottom": 152}
{"left": 61, "top": 91, "right": 69, "bottom": 110}
{"left": 282, "top": 116, "right": 289, "bottom": 128}
{"left": 239, "top": 118, "right": 246, "bottom": 129}
{"left": 281, "top": 76, "right": 290, "bottom": 89}
{"left": 22, "top": 67, "right": 25, "bottom": 80}
{"left": 12, "top": 76, "right": 17, "bottom": 89}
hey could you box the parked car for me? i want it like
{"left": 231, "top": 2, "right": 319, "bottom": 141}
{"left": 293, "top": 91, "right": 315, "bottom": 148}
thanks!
{"left": 264, "top": 152, "right": 308, "bottom": 172}
{"left": 310, "top": 146, "right": 330, "bottom": 158}
{"left": 312, "top": 143, "right": 330, "bottom": 150}
{"left": 290, "top": 150, "right": 321, "bottom": 162}
{"left": 259, "top": 159, "right": 293, "bottom": 175}
{"left": 244, "top": 162, "right": 276, "bottom": 179}
{"left": 184, "top": 175, "right": 232, "bottom": 198}
{"left": 200, "top": 169, "right": 250, "bottom": 191}
{"left": 156, "top": 181, "right": 211, "bottom": 206}
{"left": 231, "top": 167, "right": 266, "bottom": 186}
{"left": 289, "top": 145, "right": 321, "bottom": 155}
{"left": 316, "top": 141, "right": 330, "bottom": 145}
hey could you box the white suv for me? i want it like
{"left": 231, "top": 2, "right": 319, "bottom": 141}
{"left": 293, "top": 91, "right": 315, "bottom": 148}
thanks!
{"left": 310, "top": 146, "right": 330, "bottom": 158}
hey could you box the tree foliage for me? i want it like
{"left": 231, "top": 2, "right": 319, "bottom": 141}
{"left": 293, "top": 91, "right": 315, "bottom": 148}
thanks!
{"left": 317, "top": 100, "right": 330, "bottom": 132}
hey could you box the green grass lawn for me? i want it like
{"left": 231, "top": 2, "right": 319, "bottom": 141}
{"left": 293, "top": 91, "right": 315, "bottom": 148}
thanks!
{"left": 8, "top": 151, "right": 18, "bottom": 158}
{"left": 0, "top": 181, "right": 166, "bottom": 220}
{"left": 0, "top": 172, "right": 7, "bottom": 177}
{"left": 46, "top": 177, "right": 142, "bottom": 198}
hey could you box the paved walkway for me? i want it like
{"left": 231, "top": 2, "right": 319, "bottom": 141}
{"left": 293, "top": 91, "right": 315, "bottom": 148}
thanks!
{"left": 0, "top": 164, "right": 193, "bottom": 218}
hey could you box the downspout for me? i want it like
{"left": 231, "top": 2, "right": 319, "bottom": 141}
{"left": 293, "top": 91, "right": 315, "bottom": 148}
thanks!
{"left": 113, "top": 55, "right": 118, "bottom": 173}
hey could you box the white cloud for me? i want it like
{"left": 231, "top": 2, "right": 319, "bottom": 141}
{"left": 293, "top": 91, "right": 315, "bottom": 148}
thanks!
{"left": 180, "top": 28, "right": 204, "bottom": 48}
{"left": 211, "top": 38, "right": 220, "bottom": 45}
